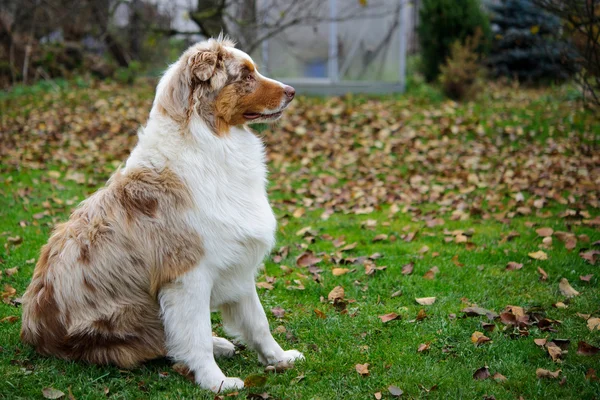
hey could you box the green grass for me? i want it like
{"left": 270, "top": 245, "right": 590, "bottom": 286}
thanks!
{"left": 0, "top": 79, "right": 599, "bottom": 400}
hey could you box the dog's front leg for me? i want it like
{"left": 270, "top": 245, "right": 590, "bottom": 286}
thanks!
{"left": 159, "top": 272, "right": 244, "bottom": 393}
{"left": 221, "top": 287, "right": 304, "bottom": 366}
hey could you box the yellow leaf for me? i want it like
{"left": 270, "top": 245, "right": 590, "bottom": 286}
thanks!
{"left": 530, "top": 25, "right": 540, "bottom": 34}
{"left": 528, "top": 250, "right": 548, "bottom": 260}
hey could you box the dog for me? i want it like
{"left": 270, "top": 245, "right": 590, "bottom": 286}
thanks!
{"left": 20, "top": 36, "right": 303, "bottom": 392}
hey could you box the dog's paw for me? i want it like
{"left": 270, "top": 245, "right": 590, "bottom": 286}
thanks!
{"left": 203, "top": 376, "right": 244, "bottom": 393}
{"left": 280, "top": 349, "right": 304, "bottom": 363}
{"left": 212, "top": 337, "right": 236, "bottom": 358}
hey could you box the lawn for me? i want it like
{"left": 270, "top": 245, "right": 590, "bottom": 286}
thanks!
{"left": 0, "top": 79, "right": 599, "bottom": 400}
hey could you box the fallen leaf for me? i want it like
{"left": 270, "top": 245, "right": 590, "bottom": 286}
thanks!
{"left": 587, "top": 317, "right": 600, "bottom": 331}
{"left": 0, "top": 316, "right": 18, "bottom": 323}
{"left": 313, "top": 309, "right": 326, "bottom": 319}
{"left": 536, "top": 368, "right": 561, "bottom": 379}
{"left": 172, "top": 362, "right": 194, "bottom": 381}
{"left": 577, "top": 341, "right": 600, "bottom": 356}
{"left": 244, "top": 374, "right": 268, "bottom": 387}
{"left": 340, "top": 242, "right": 357, "bottom": 252}
{"left": 471, "top": 331, "right": 491, "bottom": 346}
{"left": 528, "top": 250, "right": 548, "bottom": 260}
{"left": 417, "top": 343, "right": 430, "bottom": 352}
{"left": 374, "top": 392, "right": 382, "bottom": 400}
{"left": 401, "top": 262, "right": 414, "bottom": 275}
{"left": 332, "top": 268, "right": 350, "bottom": 276}
{"left": 42, "top": 388, "right": 65, "bottom": 399}
{"left": 270, "top": 307, "right": 285, "bottom": 319}
{"left": 580, "top": 274, "right": 593, "bottom": 282}
{"left": 416, "top": 309, "right": 427, "bottom": 321}
{"left": 4, "top": 267, "right": 18, "bottom": 276}
{"left": 473, "top": 366, "right": 490, "bottom": 380}
{"left": 536, "top": 227, "right": 553, "bottom": 237}
{"left": 379, "top": 313, "right": 400, "bottom": 323}
{"left": 492, "top": 372, "right": 507, "bottom": 382}
{"left": 328, "top": 286, "right": 345, "bottom": 301}
{"left": 388, "top": 385, "right": 403, "bottom": 397}
{"left": 546, "top": 342, "right": 564, "bottom": 362}
{"left": 418, "top": 245, "right": 429, "bottom": 254}
{"left": 451, "top": 255, "right": 464, "bottom": 267}
{"left": 461, "top": 306, "right": 498, "bottom": 320}
{"left": 537, "top": 267, "right": 548, "bottom": 281}
{"left": 559, "top": 278, "right": 579, "bottom": 298}
{"left": 534, "top": 338, "right": 547, "bottom": 347}
{"left": 256, "top": 282, "right": 274, "bottom": 290}
{"left": 372, "top": 234, "right": 388, "bottom": 242}
{"left": 415, "top": 297, "right": 436, "bottom": 305}
{"left": 580, "top": 250, "right": 600, "bottom": 265}
{"left": 355, "top": 363, "right": 370, "bottom": 376}
{"left": 506, "top": 262, "right": 523, "bottom": 271}
{"left": 423, "top": 266, "right": 439, "bottom": 280}
{"left": 296, "top": 252, "right": 322, "bottom": 267}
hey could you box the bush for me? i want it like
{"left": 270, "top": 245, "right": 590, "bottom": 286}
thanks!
{"left": 439, "top": 30, "right": 485, "bottom": 101}
{"left": 487, "top": 0, "right": 578, "bottom": 83}
{"left": 418, "top": 0, "right": 491, "bottom": 82}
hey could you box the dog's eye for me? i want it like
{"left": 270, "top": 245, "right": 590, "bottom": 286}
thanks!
{"left": 246, "top": 74, "right": 255, "bottom": 82}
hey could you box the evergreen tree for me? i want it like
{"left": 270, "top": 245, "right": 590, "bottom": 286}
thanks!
{"left": 418, "top": 0, "right": 491, "bottom": 82}
{"left": 487, "top": 0, "right": 578, "bottom": 82}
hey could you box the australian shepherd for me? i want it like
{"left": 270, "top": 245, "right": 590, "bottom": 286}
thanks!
{"left": 21, "top": 36, "right": 303, "bottom": 392}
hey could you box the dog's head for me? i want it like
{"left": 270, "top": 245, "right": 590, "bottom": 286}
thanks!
{"left": 154, "top": 36, "right": 295, "bottom": 134}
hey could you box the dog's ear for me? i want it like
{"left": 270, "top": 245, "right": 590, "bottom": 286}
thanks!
{"left": 155, "top": 44, "right": 228, "bottom": 124}
{"left": 188, "top": 50, "right": 218, "bottom": 82}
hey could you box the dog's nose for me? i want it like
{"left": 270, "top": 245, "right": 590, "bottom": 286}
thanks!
{"left": 284, "top": 85, "right": 295, "bottom": 100}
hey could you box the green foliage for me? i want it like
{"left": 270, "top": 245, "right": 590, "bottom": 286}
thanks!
{"left": 439, "top": 30, "right": 486, "bottom": 101}
{"left": 114, "top": 61, "right": 142, "bottom": 85}
{"left": 487, "top": 0, "right": 578, "bottom": 83}
{"left": 418, "top": 0, "right": 491, "bottom": 82}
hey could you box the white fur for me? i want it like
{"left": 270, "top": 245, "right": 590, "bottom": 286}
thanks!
{"left": 124, "top": 48, "right": 303, "bottom": 393}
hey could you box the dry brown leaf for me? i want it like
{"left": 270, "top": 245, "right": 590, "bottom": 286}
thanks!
{"left": 372, "top": 234, "right": 388, "bottom": 242}
{"left": 535, "top": 227, "right": 553, "bottom": 237}
{"left": 296, "top": 252, "right": 322, "bottom": 267}
{"left": 417, "top": 343, "right": 430, "bottom": 352}
{"left": 580, "top": 274, "right": 593, "bottom": 282}
{"left": 492, "top": 372, "right": 507, "bottom": 382}
{"left": 473, "top": 366, "right": 490, "bottom": 380}
{"left": 537, "top": 267, "right": 548, "bottom": 281}
{"left": 451, "top": 254, "right": 464, "bottom": 267}
{"left": 423, "top": 266, "right": 439, "bottom": 280}
{"left": 471, "top": 331, "right": 491, "bottom": 346}
{"left": 388, "top": 385, "right": 403, "bottom": 397}
{"left": 587, "top": 317, "right": 600, "bottom": 331}
{"left": 546, "top": 342, "right": 563, "bottom": 362}
{"left": 270, "top": 307, "right": 285, "bottom": 319}
{"left": 328, "top": 286, "right": 345, "bottom": 301}
{"left": 401, "top": 262, "right": 414, "bottom": 275}
{"left": 42, "top": 388, "right": 65, "bottom": 399}
{"left": 506, "top": 262, "right": 523, "bottom": 271}
{"left": 418, "top": 245, "right": 430, "bottom": 254}
{"left": 528, "top": 250, "right": 548, "bottom": 260}
{"left": 313, "top": 309, "right": 327, "bottom": 319}
{"left": 536, "top": 368, "right": 561, "bottom": 379}
{"left": 577, "top": 341, "right": 600, "bottom": 356}
{"left": 0, "top": 316, "right": 19, "bottom": 323}
{"left": 415, "top": 297, "right": 436, "bottom": 305}
{"left": 256, "top": 282, "right": 274, "bottom": 290}
{"left": 379, "top": 313, "right": 400, "bottom": 323}
{"left": 559, "top": 278, "right": 579, "bottom": 298}
{"left": 534, "top": 338, "right": 547, "bottom": 347}
{"left": 4, "top": 267, "right": 18, "bottom": 277}
{"left": 332, "top": 268, "right": 350, "bottom": 276}
{"left": 355, "top": 363, "right": 370, "bottom": 376}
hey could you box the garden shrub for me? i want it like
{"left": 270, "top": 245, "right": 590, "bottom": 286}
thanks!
{"left": 418, "top": 0, "right": 491, "bottom": 82}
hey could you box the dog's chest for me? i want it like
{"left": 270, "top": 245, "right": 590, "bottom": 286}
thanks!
{"left": 180, "top": 133, "right": 276, "bottom": 271}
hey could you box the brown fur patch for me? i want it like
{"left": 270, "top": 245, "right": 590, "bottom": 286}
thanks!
{"left": 214, "top": 75, "right": 285, "bottom": 133}
{"left": 21, "top": 166, "right": 201, "bottom": 368}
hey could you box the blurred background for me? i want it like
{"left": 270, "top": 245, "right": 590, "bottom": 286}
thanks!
{"left": 0, "top": 0, "right": 598, "bottom": 103}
